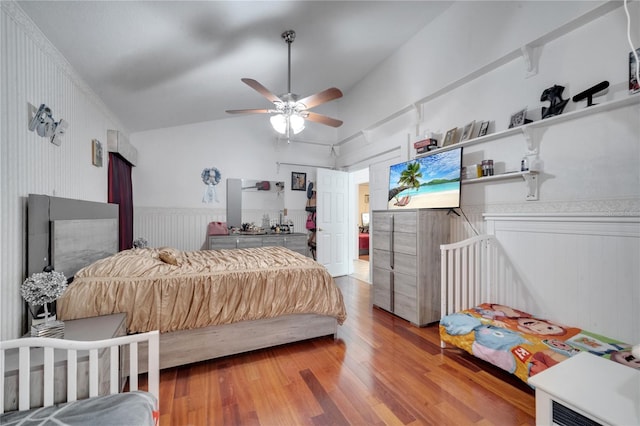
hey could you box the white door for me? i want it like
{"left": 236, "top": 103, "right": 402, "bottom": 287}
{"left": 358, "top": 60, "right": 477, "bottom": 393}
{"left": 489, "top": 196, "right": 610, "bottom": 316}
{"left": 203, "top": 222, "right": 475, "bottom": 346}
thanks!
{"left": 316, "top": 168, "right": 349, "bottom": 277}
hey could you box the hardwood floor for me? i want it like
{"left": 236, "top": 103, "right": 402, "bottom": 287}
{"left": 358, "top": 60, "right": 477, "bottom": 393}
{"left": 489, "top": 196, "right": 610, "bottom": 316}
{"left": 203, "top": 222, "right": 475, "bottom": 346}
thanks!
{"left": 152, "top": 276, "right": 535, "bottom": 425}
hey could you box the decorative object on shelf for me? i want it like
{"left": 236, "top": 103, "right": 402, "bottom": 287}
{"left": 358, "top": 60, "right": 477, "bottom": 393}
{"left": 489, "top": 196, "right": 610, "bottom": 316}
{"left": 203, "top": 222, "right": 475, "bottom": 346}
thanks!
{"left": 91, "top": 139, "right": 103, "bottom": 167}
{"left": 201, "top": 167, "right": 221, "bottom": 203}
{"left": 28, "top": 103, "right": 69, "bottom": 146}
{"left": 460, "top": 121, "right": 476, "bottom": 142}
{"left": 572, "top": 81, "right": 610, "bottom": 108}
{"left": 477, "top": 121, "right": 490, "bottom": 137}
{"left": 22, "top": 269, "right": 68, "bottom": 338}
{"left": 414, "top": 138, "right": 438, "bottom": 154}
{"left": 291, "top": 171, "right": 306, "bottom": 191}
{"left": 630, "top": 48, "right": 640, "bottom": 94}
{"left": 521, "top": 157, "right": 529, "bottom": 171}
{"left": 540, "top": 85, "right": 569, "bottom": 119}
{"left": 442, "top": 127, "right": 458, "bottom": 146}
{"left": 508, "top": 108, "right": 531, "bottom": 128}
{"left": 133, "top": 237, "right": 148, "bottom": 248}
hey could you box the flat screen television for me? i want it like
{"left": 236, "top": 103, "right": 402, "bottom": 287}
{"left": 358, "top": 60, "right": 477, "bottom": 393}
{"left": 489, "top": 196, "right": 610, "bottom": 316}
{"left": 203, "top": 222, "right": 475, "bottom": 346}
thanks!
{"left": 388, "top": 147, "right": 463, "bottom": 210}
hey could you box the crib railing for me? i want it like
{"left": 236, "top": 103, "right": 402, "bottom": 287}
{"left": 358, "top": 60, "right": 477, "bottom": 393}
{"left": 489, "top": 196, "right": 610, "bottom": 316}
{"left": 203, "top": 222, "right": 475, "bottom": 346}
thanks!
{"left": 440, "top": 235, "right": 498, "bottom": 320}
{"left": 0, "top": 331, "right": 159, "bottom": 413}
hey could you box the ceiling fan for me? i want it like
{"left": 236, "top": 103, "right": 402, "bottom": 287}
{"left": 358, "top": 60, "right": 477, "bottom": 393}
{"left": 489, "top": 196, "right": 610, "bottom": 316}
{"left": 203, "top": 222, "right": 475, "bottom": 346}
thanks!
{"left": 225, "top": 30, "right": 343, "bottom": 137}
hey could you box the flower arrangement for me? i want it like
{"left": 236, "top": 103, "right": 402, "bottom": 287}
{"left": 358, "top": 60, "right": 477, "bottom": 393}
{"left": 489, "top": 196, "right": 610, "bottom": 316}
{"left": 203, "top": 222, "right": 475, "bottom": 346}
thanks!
{"left": 133, "top": 236, "right": 148, "bottom": 248}
{"left": 21, "top": 271, "right": 68, "bottom": 317}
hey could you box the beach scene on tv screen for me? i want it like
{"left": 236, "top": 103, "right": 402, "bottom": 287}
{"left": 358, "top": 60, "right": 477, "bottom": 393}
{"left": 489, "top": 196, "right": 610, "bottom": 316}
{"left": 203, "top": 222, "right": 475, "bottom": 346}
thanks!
{"left": 388, "top": 149, "right": 461, "bottom": 209}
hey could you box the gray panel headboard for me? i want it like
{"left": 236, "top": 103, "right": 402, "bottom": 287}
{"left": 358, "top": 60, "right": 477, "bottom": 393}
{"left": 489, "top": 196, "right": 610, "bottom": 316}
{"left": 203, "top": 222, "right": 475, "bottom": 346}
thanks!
{"left": 27, "top": 194, "right": 119, "bottom": 276}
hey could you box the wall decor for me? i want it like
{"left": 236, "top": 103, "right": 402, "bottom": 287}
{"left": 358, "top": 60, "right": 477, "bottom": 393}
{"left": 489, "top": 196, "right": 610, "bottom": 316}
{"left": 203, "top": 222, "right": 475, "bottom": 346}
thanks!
{"left": 28, "top": 103, "right": 68, "bottom": 146}
{"left": 460, "top": 121, "right": 475, "bottom": 142}
{"left": 477, "top": 121, "right": 490, "bottom": 137}
{"left": 442, "top": 127, "right": 458, "bottom": 147}
{"left": 91, "top": 139, "right": 103, "bottom": 167}
{"left": 201, "top": 167, "right": 221, "bottom": 203}
{"left": 291, "top": 172, "right": 307, "bottom": 191}
{"left": 572, "top": 81, "right": 610, "bottom": 108}
{"left": 540, "top": 85, "right": 569, "bottom": 119}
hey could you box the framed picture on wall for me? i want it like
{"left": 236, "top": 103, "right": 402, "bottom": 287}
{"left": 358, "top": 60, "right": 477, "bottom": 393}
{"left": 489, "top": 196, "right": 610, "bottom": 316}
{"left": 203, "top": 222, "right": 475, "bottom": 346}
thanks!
{"left": 91, "top": 139, "right": 103, "bottom": 167}
{"left": 291, "top": 172, "right": 306, "bottom": 191}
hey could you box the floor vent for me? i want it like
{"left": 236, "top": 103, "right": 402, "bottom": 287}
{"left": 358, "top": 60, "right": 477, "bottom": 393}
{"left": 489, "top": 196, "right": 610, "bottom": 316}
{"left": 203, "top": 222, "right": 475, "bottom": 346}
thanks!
{"left": 552, "top": 400, "right": 602, "bottom": 426}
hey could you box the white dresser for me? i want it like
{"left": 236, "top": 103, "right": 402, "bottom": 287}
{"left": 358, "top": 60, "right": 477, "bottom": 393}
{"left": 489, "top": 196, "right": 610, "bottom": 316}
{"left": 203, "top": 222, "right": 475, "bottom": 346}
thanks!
{"left": 371, "top": 209, "right": 449, "bottom": 326}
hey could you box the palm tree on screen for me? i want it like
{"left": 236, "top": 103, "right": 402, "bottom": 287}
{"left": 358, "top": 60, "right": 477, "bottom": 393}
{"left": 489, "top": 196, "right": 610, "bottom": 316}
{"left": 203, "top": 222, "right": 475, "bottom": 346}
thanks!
{"left": 388, "top": 162, "right": 422, "bottom": 201}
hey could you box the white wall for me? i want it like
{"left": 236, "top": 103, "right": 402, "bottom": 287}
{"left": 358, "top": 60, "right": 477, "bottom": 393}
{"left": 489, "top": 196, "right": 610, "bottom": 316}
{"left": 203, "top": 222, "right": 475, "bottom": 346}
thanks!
{"left": 130, "top": 114, "right": 338, "bottom": 249}
{"left": 1, "top": 2, "right": 123, "bottom": 339}
{"left": 339, "top": 1, "right": 639, "bottom": 225}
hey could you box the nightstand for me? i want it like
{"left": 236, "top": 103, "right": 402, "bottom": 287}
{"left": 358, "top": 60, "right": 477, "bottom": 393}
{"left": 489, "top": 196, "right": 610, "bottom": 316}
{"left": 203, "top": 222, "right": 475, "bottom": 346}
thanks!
{"left": 3, "top": 313, "right": 127, "bottom": 411}
{"left": 527, "top": 352, "right": 640, "bottom": 426}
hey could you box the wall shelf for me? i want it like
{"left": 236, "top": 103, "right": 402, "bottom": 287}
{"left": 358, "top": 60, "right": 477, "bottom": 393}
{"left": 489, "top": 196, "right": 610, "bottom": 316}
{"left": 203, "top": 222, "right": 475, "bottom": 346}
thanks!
{"left": 462, "top": 171, "right": 539, "bottom": 201}
{"left": 416, "top": 94, "right": 640, "bottom": 158}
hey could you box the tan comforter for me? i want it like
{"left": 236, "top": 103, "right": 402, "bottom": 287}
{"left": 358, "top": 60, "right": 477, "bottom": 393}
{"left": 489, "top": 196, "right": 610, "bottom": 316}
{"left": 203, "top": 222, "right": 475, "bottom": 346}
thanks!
{"left": 58, "top": 246, "right": 347, "bottom": 333}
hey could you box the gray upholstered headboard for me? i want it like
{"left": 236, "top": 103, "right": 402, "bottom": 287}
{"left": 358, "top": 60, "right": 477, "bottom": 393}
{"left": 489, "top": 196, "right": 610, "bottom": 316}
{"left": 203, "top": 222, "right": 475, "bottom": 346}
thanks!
{"left": 27, "top": 194, "right": 119, "bottom": 278}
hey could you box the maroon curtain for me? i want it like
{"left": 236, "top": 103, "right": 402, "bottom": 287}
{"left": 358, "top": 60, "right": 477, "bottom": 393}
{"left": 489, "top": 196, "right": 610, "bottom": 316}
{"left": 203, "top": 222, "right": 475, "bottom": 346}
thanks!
{"left": 108, "top": 153, "right": 133, "bottom": 251}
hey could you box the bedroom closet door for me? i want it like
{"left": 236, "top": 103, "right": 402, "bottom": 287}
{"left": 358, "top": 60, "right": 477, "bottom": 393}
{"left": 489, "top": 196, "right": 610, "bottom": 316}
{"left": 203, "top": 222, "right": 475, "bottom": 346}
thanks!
{"left": 315, "top": 168, "right": 349, "bottom": 277}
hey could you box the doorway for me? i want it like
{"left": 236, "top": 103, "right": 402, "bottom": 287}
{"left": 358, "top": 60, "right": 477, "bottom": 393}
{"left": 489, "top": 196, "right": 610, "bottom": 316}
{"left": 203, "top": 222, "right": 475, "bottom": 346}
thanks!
{"left": 351, "top": 169, "right": 370, "bottom": 283}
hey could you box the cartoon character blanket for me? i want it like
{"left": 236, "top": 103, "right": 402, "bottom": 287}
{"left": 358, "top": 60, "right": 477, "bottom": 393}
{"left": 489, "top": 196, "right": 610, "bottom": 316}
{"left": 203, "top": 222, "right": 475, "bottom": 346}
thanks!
{"left": 440, "top": 303, "right": 639, "bottom": 384}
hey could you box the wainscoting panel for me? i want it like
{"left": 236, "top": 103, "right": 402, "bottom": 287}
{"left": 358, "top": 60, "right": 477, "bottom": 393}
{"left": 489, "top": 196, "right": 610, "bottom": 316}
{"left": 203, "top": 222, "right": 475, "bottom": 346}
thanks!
{"left": 134, "top": 207, "right": 310, "bottom": 251}
{"left": 485, "top": 214, "right": 640, "bottom": 344}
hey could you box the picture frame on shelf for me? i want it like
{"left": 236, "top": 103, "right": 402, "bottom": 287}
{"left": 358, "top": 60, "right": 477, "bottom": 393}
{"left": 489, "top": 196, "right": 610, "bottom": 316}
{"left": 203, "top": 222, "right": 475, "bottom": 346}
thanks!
{"left": 508, "top": 108, "right": 528, "bottom": 128}
{"left": 630, "top": 48, "right": 640, "bottom": 94}
{"left": 442, "top": 127, "right": 458, "bottom": 147}
{"left": 477, "top": 121, "right": 490, "bottom": 137}
{"left": 460, "top": 121, "right": 475, "bottom": 142}
{"left": 291, "top": 172, "right": 306, "bottom": 191}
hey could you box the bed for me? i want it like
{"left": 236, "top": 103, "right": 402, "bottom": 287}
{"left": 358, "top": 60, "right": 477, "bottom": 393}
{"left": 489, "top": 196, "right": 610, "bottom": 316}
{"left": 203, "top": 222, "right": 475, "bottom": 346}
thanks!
{"left": 28, "top": 194, "right": 347, "bottom": 371}
{"left": 0, "top": 331, "right": 159, "bottom": 425}
{"left": 439, "top": 234, "right": 638, "bottom": 385}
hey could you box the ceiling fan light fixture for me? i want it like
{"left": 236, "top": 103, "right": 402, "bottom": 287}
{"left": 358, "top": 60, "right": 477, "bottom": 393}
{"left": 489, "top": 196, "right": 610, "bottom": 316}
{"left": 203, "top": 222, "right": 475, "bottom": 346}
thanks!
{"left": 270, "top": 113, "right": 305, "bottom": 135}
{"left": 290, "top": 114, "right": 305, "bottom": 134}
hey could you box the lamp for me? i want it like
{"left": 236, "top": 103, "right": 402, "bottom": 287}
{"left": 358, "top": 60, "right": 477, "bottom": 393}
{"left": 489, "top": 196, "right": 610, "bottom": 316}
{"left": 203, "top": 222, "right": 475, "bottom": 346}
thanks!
{"left": 270, "top": 112, "right": 305, "bottom": 135}
{"left": 269, "top": 95, "right": 305, "bottom": 136}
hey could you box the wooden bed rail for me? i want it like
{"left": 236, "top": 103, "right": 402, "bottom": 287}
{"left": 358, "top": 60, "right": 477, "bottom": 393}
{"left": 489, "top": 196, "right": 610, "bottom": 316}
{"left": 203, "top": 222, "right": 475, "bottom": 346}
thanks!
{"left": 440, "top": 235, "right": 498, "bottom": 320}
{"left": 0, "top": 330, "right": 159, "bottom": 414}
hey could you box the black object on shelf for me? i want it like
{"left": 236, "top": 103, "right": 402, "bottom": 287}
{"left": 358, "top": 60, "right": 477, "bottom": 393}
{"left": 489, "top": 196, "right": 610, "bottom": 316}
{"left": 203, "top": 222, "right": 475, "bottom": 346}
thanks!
{"left": 572, "top": 81, "right": 609, "bottom": 107}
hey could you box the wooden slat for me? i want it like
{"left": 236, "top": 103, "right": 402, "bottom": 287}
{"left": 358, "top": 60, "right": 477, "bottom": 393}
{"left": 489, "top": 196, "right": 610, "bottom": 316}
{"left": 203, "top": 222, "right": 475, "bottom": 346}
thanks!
{"left": 43, "top": 347, "right": 54, "bottom": 406}
{"left": 67, "top": 349, "right": 77, "bottom": 401}
{"left": 110, "top": 346, "right": 118, "bottom": 394}
{"left": 18, "top": 347, "right": 30, "bottom": 410}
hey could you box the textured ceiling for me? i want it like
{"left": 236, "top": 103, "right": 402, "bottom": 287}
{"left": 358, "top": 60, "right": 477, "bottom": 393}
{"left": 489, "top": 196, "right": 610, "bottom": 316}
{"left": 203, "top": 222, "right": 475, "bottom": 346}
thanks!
{"left": 17, "top": 1, "right": 452, "bottom": 134}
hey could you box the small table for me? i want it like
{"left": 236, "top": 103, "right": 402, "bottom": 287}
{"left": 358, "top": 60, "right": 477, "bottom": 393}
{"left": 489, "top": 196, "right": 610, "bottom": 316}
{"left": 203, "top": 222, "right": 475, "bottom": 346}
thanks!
{"left": 3, "top": 313, "right": 127, "bottom": 411}
{"left": 527, "top": 352, "right": 640, "bottom": 426}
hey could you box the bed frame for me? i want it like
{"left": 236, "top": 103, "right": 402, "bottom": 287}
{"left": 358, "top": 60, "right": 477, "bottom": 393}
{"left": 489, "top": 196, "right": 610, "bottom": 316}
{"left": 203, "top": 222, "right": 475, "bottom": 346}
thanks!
{"left": 30, "top": 195, "right": 339, "bottom": 371}
{"left": 440, "top": 214, "right": 640, "bottom": 347}
{"left": 0, "top": 331, "right": 159, "bottom": 414}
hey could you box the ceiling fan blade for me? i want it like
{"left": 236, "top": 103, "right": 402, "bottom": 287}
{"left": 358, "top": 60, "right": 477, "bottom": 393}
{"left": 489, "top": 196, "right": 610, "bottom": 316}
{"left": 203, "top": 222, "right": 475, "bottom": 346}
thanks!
{"left": 225, "top": 108, "right": 272, "bottom": 115}
{"left": 241, "top": 78, "right": 282, "bottom": 103}
{"left": 297, "top": 87, "right": 343, "bottom": 110}
{"left": 305, "top": 112, "right": 343, "bottom": 128}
